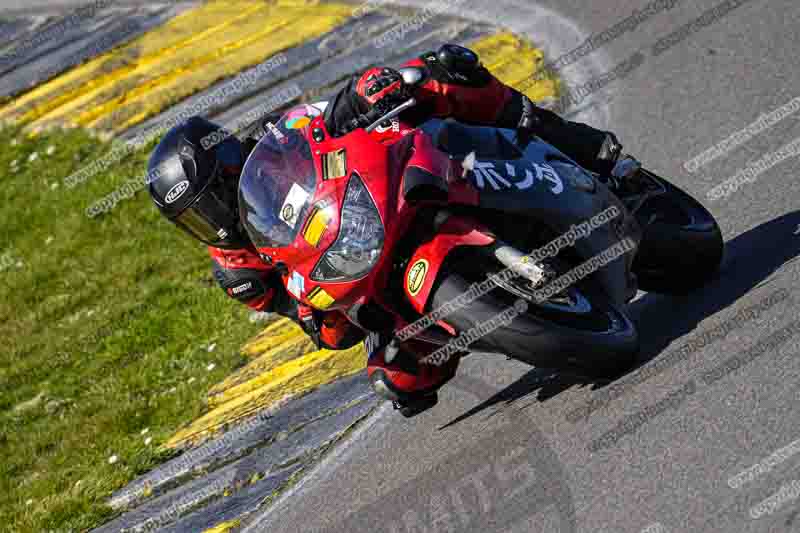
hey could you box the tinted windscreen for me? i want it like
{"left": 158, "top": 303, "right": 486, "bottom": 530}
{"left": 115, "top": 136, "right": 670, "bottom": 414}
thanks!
{"left": 238, "top": 106, "right": 320, "bottom": 249}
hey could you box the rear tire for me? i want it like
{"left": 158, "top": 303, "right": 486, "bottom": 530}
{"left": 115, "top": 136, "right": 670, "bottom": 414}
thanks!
{"left": 429, "top": 270, "right": 639, "bottom": 378}
{"left": 632, "top": 173, "right": 724, "bottom": 294}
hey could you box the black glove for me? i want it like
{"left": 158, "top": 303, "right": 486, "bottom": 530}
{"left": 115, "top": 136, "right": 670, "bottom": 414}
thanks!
{"left": 359, "top": 67, "right": 407, "bottom": 106}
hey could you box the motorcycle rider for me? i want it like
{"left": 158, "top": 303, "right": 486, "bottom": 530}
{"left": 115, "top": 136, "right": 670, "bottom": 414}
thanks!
{"left": 148, "top": 43, "right": 637, "bottom": 416}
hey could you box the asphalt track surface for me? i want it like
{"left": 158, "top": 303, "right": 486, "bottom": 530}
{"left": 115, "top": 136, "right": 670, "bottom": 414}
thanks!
{"left": 4, "top": 1, "right": 800, "bottom": 532}
{"left": 238, "top": 1, "right": 800, "bottom": 532}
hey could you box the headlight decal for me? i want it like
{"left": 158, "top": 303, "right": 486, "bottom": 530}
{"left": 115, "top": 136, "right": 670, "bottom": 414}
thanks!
{"left": 321, "top": 149, "right": 348, "bottom": 180}
{"left": 303, "top": 206, "right": 331, "bottom": 247}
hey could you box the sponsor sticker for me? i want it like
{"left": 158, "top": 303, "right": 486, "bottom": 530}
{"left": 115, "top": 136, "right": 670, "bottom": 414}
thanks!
{"left": 307, "top": 286, "right": 335, "bottom": 309}
{"left": 322, "top": 149, "right": 347, "bottom": 180}
{"left": 375, "top": 119, "right": 400, "bottom": 133}
{"left": 265, "top": 121, "right": 286, "bottom": 143}
{"left": 467, "top": 158, "right": 564, "bottom": 194}
{"left": 231, "top": 282, "right": 252, "bottom": 295}
{"left": 284, "top": 104, "right": 321, "bottom": 130}
{"left": 407, "top": 259, "right": 429, "bottom": 296}
{"left": 279, "top": 183, "right": 310, "bottom": 229}
{"left": 165, "top": 180, "right": 190, "bottom": 204}
{"left": 364, "top": 331, "right": 382, "bottom": 357}
{"left": 286, "top": 116, "right": 311, "bottom": 129}
{"left": 287, "top": 271, "right": 305, "bottom": 299}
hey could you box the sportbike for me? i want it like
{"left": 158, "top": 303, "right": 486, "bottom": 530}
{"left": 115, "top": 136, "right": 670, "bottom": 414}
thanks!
{"left": 237, "top": 71, "right": 724, "bottom": 415}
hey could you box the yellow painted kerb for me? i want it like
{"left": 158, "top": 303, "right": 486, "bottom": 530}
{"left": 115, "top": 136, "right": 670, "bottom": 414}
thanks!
{"left": 471, "top": 32, "right": 560, "bottom": 103}
{"left": 204, "top": 519, "right": 241, "bottom": 533}
{"left": 0, "top": 0, "right": 351, "bottom": 136}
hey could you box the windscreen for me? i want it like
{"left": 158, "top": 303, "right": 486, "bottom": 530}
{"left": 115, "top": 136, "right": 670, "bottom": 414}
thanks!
{"left": 238, "top": 105, "right": 322, "bottom": 249}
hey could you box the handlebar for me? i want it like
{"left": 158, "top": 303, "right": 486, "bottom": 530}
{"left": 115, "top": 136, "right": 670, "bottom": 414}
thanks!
{"left": 364, "top": 97, "right": 418, "bottom": 133}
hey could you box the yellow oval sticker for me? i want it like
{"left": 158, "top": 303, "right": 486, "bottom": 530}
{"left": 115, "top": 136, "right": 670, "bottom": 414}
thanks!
{"left": 407, "top": 259, "right": 429, "bottom": 297}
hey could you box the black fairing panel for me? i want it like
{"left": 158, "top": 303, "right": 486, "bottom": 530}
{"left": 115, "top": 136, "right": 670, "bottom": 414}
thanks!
{"left": 403, "top": 165, "right": 448, "bottom": 203}
{"left": 434, "top": 119, "right": 523, "bottom": 160}
{"left": 468, "top": 135, "right": 640, "bottom": 306}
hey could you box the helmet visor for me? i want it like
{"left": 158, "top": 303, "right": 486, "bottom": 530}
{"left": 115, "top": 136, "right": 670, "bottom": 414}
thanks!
{"left": 174, "top": 167, "right": 243, "bottom": 247}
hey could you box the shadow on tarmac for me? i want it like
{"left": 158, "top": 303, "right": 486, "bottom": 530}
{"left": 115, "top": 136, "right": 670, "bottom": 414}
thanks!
{"left": 439, "top": 209, "right": 800, "bottom": 429}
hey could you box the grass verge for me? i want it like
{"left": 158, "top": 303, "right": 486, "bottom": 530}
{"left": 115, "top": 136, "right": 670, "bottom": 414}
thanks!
{"left": 0, "top": 126, "right": 264, "bottom": 532}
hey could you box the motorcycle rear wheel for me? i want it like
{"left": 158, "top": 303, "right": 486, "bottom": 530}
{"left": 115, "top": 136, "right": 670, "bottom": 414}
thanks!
{"left": 631, "top": 172, "right": 724, "bottom": 294}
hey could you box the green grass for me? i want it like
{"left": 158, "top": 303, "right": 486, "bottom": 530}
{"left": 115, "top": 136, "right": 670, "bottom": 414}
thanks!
{"left": 0, "top": 126, "right": 264, "bottom": 532}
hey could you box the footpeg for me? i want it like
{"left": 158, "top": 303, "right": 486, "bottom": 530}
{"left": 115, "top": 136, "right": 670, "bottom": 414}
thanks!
{"left": 609, "top": 155, "right": 642, "bottom": 192}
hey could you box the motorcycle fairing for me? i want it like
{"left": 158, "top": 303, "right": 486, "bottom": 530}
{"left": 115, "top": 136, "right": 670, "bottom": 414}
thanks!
{"left": 455, "top": 131, "right": 640, "bottom": 306}
{"left": 434, "top": 119, "right": 523, "bottom": 160}
{"left": 401, "top": 131, "right": 450, "bottom": 203}
{"left": 403, "top": 215, "right": 496, "bottom": 314}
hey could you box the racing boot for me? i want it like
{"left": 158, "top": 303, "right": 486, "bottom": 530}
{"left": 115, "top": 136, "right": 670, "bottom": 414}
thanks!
{"left": 367, "top": 338, "right": 460, "bottom": 418}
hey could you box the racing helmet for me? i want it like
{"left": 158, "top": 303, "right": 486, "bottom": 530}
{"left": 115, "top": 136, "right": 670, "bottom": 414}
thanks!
{"left": 148, "top": 116, "right": 249, "bottom": 249}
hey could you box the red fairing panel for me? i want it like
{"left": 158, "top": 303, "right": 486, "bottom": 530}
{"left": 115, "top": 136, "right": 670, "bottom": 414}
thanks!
{"left": 405, "top": 130, "right": 451, "bottom": 179}
{"left": 403, "top": 215, "right": 495, "bottom": 314}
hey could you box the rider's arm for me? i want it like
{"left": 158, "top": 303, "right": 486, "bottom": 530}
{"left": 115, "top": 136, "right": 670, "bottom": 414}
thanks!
{"left": 399, "top": 51, "right": 516, "bottom": 126}
{"left": 400, "top": 50, "right": 622, "bottom": 174}
{"left": 209, "top": 247, "right": 364, "bottom": 349}
{"left": 323, "top": 46, "right": 622, "bottom": 175}
{"left": 209, "top": 246, "right": 296, "bottom": 317}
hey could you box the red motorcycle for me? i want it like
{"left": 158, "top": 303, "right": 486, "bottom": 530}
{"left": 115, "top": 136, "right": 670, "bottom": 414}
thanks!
{"left": 237, "top": 84, "right": 723, "bottom": 382}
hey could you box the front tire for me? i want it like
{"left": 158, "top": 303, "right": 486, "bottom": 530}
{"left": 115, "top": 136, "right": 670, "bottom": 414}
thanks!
{"left": 429, "top": 269, "right": 639, "bottom": 378}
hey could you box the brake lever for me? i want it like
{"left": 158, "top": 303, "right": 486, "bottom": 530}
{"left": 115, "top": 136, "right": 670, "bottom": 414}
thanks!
{"left": 365, "top": 97, "right": 417, "bottom": 133}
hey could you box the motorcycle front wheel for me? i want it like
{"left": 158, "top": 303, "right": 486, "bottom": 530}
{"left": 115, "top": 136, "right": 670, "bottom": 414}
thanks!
{"left": 428, "top": 260, "right": 640, "bottom": 378}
